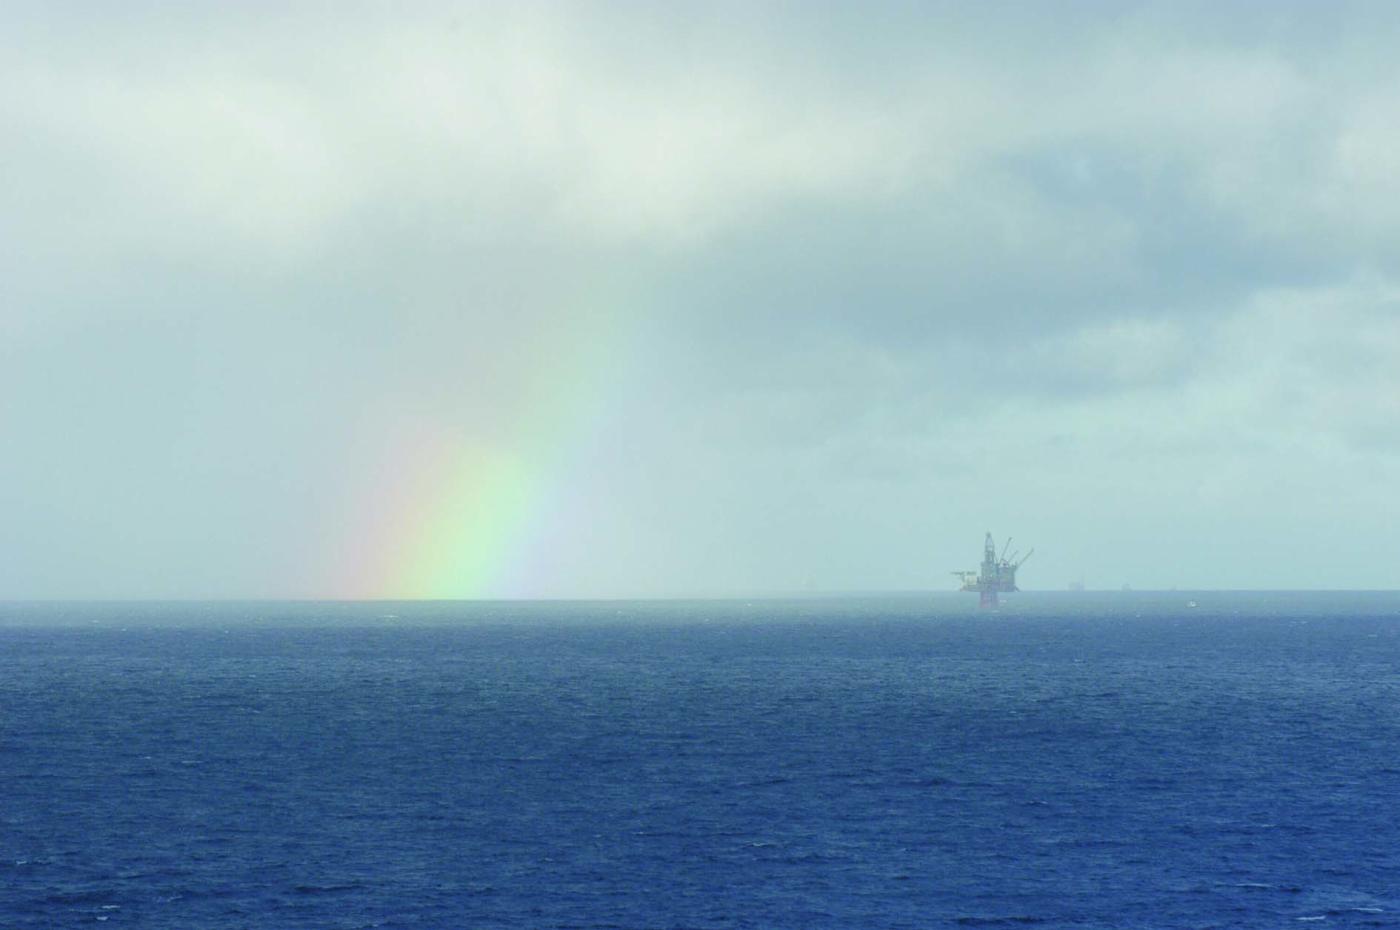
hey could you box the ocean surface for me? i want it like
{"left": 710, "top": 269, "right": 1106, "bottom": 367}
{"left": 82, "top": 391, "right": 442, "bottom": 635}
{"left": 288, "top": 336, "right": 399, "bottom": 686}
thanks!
{"left": 3, "top": 593, "right": 1399, "bottom": 929}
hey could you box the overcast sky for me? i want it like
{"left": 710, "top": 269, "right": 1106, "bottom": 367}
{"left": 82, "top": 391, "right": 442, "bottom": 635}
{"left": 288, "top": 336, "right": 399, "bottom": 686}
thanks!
{"left": 4, "top": 1, "right": 1400, "bottom": 598}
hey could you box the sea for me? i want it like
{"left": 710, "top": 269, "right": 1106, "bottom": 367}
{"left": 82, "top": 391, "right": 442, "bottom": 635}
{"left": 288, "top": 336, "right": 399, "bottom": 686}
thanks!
{"left": 2, "top": 593, "right": 1399, "bottom": 929}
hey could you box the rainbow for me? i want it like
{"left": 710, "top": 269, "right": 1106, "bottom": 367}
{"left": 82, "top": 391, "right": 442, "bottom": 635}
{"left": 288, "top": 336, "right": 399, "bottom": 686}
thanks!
{"left": 366, "top": 436, "right": 540, "bottom": 599}
{"left": 348, "top": 303, "right": 632, "bottom": 600}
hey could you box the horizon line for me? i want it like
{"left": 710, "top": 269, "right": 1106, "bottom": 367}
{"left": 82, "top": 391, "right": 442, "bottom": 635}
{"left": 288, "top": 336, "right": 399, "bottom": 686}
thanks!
{"left": 4, "top": 589, "right": 1400, "bottom": 605}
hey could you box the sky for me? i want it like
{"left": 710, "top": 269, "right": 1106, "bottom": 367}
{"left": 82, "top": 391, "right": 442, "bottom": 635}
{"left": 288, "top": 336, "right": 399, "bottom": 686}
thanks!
{"left": 4, "top": 1, "right": 1400, "bottom": 598}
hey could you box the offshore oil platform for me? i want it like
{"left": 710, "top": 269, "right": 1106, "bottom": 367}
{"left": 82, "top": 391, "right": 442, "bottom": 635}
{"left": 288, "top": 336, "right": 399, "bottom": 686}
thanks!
{"left": 953, "top": 532, "right": 1033, "bottom": 608}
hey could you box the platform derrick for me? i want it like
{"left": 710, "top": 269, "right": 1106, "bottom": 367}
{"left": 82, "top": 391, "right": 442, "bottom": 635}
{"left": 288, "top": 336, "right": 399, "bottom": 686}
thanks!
{"left": 952, "top": 532, "right": 1034, "bottom": 608}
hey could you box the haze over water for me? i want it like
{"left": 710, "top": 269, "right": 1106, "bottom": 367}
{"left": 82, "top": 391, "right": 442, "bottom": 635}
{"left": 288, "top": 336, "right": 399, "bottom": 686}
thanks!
{"left": 5, "top": 595, "right": 1400, "bottom": 928}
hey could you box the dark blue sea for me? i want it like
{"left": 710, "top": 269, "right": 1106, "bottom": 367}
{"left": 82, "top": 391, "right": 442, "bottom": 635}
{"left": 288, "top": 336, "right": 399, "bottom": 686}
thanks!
{"left": 3, "top": 594, "right": 1399, "bottom": 929}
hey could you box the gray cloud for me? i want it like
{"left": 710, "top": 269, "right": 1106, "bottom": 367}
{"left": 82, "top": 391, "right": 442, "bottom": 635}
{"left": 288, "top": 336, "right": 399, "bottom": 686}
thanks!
{"left": 4, "top": 2, "right": 1400, "bottom": 597}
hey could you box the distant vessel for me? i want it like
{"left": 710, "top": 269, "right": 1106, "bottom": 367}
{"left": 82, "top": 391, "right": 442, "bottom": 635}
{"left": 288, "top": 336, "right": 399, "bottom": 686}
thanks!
{"left": 952, "top": 532, "right": 1033, "bottom": 608}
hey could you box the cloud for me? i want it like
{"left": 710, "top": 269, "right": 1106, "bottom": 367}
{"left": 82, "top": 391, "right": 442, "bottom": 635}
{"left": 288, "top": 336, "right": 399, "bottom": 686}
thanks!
{"left": 3, "top": 2, "right": 1400, "bottom": 595}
